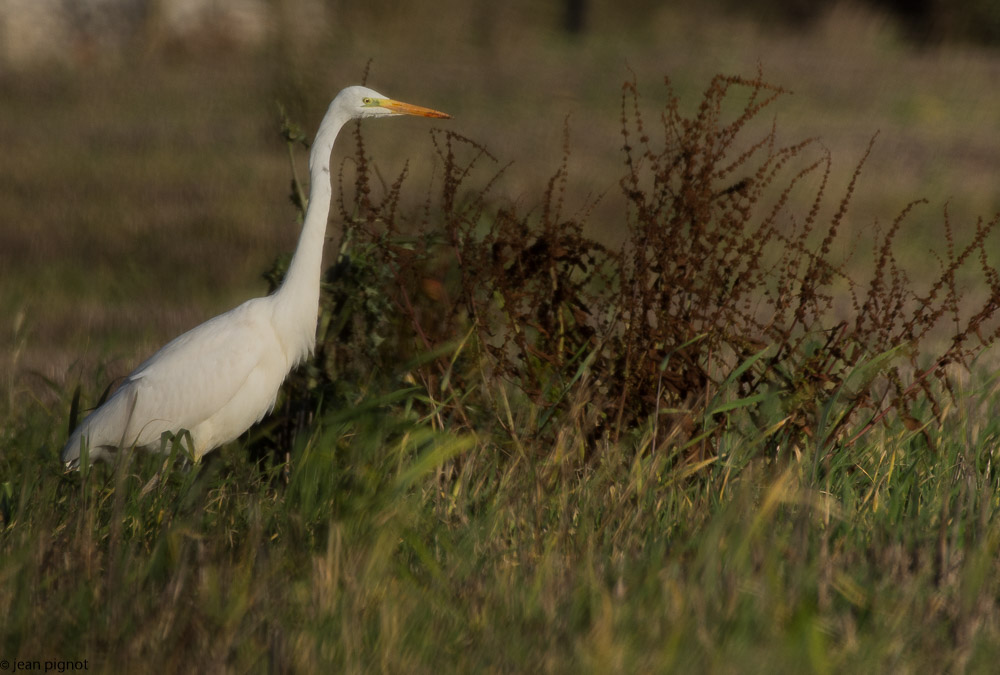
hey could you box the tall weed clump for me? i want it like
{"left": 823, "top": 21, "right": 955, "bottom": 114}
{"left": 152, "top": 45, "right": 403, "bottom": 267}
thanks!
{"left": 606, "top": 73, "right": 1000, "bottom": 453}
{"left": 269, "top": 72, "right": 1000, "bottom": 463}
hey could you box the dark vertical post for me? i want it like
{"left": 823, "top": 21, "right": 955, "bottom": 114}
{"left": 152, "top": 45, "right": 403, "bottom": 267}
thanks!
{"left": 564, "top": 0, "right": 587, "bottom": 34}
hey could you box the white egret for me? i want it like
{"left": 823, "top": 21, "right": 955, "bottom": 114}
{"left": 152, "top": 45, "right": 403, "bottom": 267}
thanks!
{"left": 62, "top": 86, "right": 450, "bottom": 468}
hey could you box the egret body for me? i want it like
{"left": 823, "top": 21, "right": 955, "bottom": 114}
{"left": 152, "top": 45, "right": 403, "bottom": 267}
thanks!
{"left": 62, "top": 86, "right": 449, "bottom": 467}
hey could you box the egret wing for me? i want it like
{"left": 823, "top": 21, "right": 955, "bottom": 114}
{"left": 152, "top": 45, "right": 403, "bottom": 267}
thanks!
{"left": 125, "top": 297, "right": 286, "bottom": 442}
{"left": 63, "top": 297, "right": 288, "bottom": 461}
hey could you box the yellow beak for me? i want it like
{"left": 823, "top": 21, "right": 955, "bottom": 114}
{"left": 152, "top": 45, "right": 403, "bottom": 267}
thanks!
{"left": 380, "top": 98, "right": 451, "bottom": 119}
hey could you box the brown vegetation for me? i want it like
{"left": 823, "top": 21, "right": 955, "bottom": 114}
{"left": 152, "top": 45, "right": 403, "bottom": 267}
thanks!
{"left": 265, "top": 72, "right": 1000, "bottom": 461}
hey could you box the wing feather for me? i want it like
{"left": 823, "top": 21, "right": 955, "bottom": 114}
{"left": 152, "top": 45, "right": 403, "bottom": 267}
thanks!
{"left": 62, "top": 297, "right": 289, "bottom": 463}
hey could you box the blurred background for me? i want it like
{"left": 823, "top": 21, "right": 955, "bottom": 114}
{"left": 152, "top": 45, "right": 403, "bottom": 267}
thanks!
{"left": 1, "top": 0, "right": 998, "bottom": 396}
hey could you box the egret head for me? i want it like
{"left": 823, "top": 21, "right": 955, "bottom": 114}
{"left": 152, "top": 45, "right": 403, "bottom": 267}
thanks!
{"left": 333, "top": 85, "right": 451, "bottom": 120}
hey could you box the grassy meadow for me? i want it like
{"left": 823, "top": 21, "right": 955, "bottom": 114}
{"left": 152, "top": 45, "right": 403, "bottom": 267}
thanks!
{"left": 3, "top": 1, "right": 1000, "bottom": 672}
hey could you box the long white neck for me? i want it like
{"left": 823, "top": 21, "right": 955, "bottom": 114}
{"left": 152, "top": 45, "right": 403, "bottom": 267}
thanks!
{"left": 271, "top": 104, "right": 352, "bottom": 366}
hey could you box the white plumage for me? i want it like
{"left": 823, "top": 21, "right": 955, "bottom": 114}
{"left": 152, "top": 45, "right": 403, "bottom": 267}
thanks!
{"left": 62, "top": 85, "right": 450, "bottom": 467}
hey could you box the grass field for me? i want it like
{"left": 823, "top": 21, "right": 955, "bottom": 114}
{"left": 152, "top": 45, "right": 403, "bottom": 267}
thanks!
{"left": 3, "top": 2, "right": 1000, "bottom": 672}
{"left": 4, "top": 367, "right": 1000, "bottom": 672}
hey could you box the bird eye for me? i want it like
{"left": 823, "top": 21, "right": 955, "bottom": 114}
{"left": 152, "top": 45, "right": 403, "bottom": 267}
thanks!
{"left": 362, "top": 97, "right": 373, "bottom": 105}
